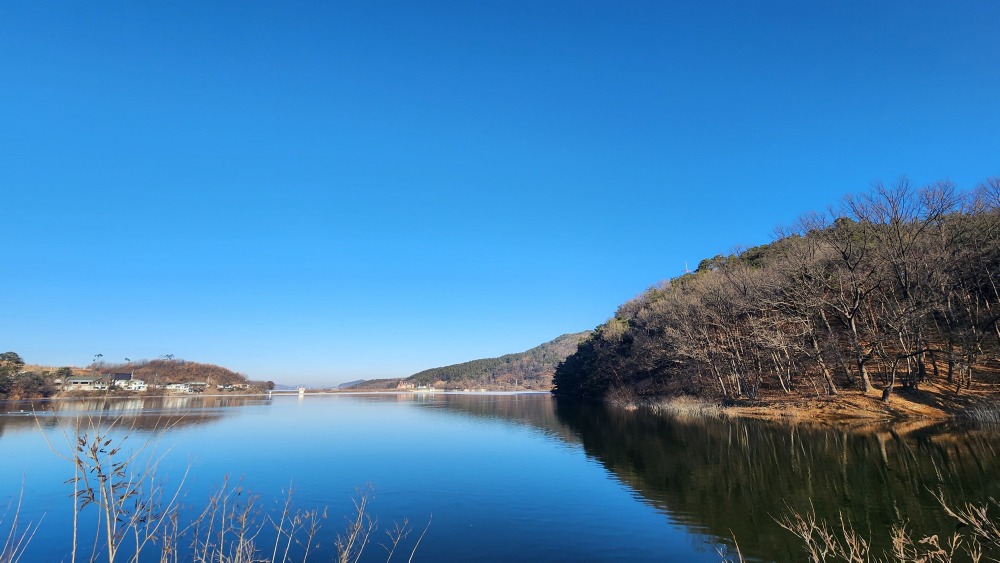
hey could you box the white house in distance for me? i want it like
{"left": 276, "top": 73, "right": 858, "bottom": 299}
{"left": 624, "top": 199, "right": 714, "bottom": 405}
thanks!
{"left": 64, "top": 372, "right": 147, "bottom": 392}
{"left": 157, "top": 382, "right": 208, "bottom": 393}
{"left": 65, "top": 376, "right": 109, "bottom": 391}
{"left": 108, "top": 372, "right": 148, "bottom": 392}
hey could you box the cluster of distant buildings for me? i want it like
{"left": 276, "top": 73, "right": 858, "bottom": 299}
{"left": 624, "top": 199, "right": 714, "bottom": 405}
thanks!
{"left": 60, "top": 372, "right": 250, "bottom": 394}
{"left": 395, "top": 381, "right": 439, "bottom": 393}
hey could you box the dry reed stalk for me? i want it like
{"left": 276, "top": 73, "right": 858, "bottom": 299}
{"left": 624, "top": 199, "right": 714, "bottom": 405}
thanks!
{"left": 0, "top": 481, "right": 43, "bottom": 563}
{"left": 775, "top": 494, "right": 998, "bottom": 562}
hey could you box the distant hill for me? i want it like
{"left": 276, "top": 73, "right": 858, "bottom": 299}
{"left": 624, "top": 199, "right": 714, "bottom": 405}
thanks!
{"left": 342, "top": 333, "right": 591, "bottom": 392}
{"left": 91, "top": 358, "right": 267, "bottom": 388}
{"left": 339, "top": 378, "right": 400, "bottom": 390}
{"left": 407, "top": 332, "right": 592, "bottom": 390}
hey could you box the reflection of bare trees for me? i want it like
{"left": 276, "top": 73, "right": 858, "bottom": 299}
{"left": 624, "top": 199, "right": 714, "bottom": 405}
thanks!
{"left": 553, "top": 399, "right": 1000, "bottom": 562}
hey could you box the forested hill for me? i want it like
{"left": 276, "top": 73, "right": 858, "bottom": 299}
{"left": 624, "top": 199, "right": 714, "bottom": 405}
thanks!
{"left": 1, "top": 355, "right": 266, "bottom": 399}
{"left": 125, "top": 359, "right": 254, "bottom": 386}
{"left": 407, "top": 332, "right": 591, "bottom": 390}
{"left": 344, "top": 332, "right": 591, "bottom": 391}
{"left": 553, "top": 178, "right": 1000, "bottom": 407}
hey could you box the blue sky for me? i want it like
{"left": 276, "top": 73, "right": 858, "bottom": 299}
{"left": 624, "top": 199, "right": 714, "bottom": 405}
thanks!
{"left": 2, "top": 1, "right": 998, "bottom": 385}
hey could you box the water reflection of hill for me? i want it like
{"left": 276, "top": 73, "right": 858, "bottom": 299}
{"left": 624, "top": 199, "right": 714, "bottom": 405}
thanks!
{"left": 420, "top": 393, "right": 581, "bottom": 445}
{"left": 553, "top": 399, "right": 1000, "bottom": 562}
{"left": 0, "top": 395, "right": 271, "bottom": 437}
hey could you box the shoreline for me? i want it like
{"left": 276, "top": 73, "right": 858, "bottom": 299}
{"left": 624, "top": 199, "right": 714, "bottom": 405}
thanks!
{"left": 610, "top": 380, "right": 1000, "bottom": 430}
{"left": 7, "top": 384, "right": 999, "bottom": 428}
{"left": 0, "top": 389, "right": 555, "bottom": 407}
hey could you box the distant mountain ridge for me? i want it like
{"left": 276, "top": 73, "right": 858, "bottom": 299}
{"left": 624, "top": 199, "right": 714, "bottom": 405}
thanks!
{"left": 344, "top": 332, "right": 591, "bottom": 391}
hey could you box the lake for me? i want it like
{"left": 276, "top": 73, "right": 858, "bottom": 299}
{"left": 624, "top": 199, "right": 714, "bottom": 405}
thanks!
{"left": 1, "top": 393, "right": 998, "bottom": 561}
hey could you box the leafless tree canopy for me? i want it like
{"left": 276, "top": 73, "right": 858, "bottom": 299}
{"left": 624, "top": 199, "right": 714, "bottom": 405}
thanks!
{"left": 554, "top": 178, "right": 1000, "bottom": 404}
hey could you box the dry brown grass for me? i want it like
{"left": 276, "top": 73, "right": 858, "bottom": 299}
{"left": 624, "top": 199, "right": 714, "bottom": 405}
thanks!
{"left": 720, "top": 380, "right": 1000, "bottom": 426}
{"left": 21, "top": 365, "right": 90, "bottom": 377}
{"left": 650, "top": 396, "right": 723, "bottom": 418}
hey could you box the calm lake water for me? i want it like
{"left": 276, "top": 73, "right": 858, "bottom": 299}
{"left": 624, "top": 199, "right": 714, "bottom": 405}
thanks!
{"left": 1, "top": 393, "right": 998, "bottom": 562}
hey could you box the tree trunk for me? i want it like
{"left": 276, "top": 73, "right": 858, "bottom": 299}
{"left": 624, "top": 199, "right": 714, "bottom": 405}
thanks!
{"left": 848, "top": 317, "right": 873, "bottom": 392}
{"left": 927, "top": 350, "right": 940, "bottom": 379}
{"left": 771, "top": 352, "right": 790, "bottom": 394}
{"left": 810, "top": 332, "right": 838, "bottom": 396}
{"left": 881, "top": 360, "right": 898, "bottom": 402}
{"left": 821, "top": 309, "right": 853, "bottom": 383}
{"left": 946, "top": 341, "right": 955, "bottom": 383}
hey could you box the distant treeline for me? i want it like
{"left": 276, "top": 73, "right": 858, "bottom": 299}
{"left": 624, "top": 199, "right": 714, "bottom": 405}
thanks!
{"left": 346, "top": 332, "right": 590, "bottom": 391}
{"left": 0, "top": 352, "right": 64, "bottom": 399}
{"left": 341, "top": 378, "right": 401, "bottom": 390}
{"left": 554, "top": 178, "right": 1000, "bottom": 402}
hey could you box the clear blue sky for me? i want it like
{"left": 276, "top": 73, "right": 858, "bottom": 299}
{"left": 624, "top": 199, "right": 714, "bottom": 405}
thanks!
{"left": 2, "top": 1, "right": 998, "bottom": 385}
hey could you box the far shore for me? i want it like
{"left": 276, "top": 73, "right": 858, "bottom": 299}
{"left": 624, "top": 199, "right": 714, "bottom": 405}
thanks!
{"left": 8, "top": 384, "right": 999, "bottom": 430}
{"left": 0, "top": 388, "right": 553, "bottom": 407}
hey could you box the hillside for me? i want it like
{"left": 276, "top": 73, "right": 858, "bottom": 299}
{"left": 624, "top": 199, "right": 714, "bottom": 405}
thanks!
{"left": 117, "top": 359, "right": 257, "bottom": 387}
{"left": 2, "top": 355, "right": 268, "bottom": 399}
{"left": 407, "top": 332, "right": 591, "bottom": 390}
{"left": 345, "top": 332, "right": 591, "bottom": 391}
{"left": 553, "top": 178, "right": 1000, "bottom": 419}
{"left": 340, "top": 378, "right": 403, "bottom": 391}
